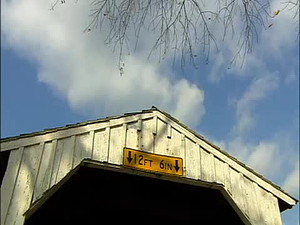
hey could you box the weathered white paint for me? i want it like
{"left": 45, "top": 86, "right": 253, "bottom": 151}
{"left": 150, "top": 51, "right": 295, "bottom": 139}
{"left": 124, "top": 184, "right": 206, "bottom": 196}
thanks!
{"left": 267, "top": 192, "right": 282, "bottom": 225}
{"left": 243, "top": 176, "right": 258, "bottom": 222}
{"left": 73, "top": 132, "right": 91, "bottom": 168}
{"left": 140, "top": 119, "right": 154, "bottom": 153}
{"left": 200, "top": 147, "right": 211, "bottom": 182}
{"left": 1, "top": 109, "right": 296, "bottom": 225}
{"left": 167, "top": 123, "right": 171, "bottom": 139}
{"left": 168, "top": 127, "right": 181, "bottom": 156}
{"left": 1, "top": 148, "right": 23, "bottom": 225}
{"left": 92, "top": 128, "right": 109, "bottom": 162}
{"left": 152, "top": 115, "right": 158, "bottom": 135}
{"left": 240, "top": 173, "right": 249, "bottom": 217}
{"left": 246, "top": 180, "right": 261, "bottom": 224}
{"left": 126, "top": 122, "right": 139, "bottom": 149}
{"left": 155, "top": 111, "right": 293, "bottom": 206}
{"left": 49, "top": 139, "right": 63, "bottom": 187}
{"left": 108, "top": 125, "right": 125, "bottom": 164}
{"left": 55, "top": 137, "right": 75, "bottom": 184}
{"left": 185, "top": 138, "right": 199, "bottom": 179}
{"left": 257, "top": 183, "right": 274, "bottom": 224}
{"left": 230, "top": 169, "right": 244, "bottom": 217}
{"left": 48, "top": 140, "right": 57, "bottom": 187}
{"left": 252, "top": 183, "right": 265, "bottom": 223}
{"left": 0, "top": 113, "right": 154, "bottom": 152}
{"left": 209, "top": 153, "right": 216, "bottom": 182}
{"left": 214, "top": 157, "right": 225, "bottom": 185}
{"left": 154, "top": 118, "right": 168, "bottom": 155}
{"left": 5, "top": 144, "right": 43, "bottom": 225}
{"left": 181, "top": 134, "right": 186, "bottom": 173}
{"left": 224, "top": 163, "right": 233, "bottom": 195}
{"left": 32, "top": 142, "right": 55, "bottom": 202}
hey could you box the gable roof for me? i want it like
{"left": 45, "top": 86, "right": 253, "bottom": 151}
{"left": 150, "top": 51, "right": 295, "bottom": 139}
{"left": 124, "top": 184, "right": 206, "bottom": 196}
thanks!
{"left": 1, "top": 106, "right": 298, "bottom": 209}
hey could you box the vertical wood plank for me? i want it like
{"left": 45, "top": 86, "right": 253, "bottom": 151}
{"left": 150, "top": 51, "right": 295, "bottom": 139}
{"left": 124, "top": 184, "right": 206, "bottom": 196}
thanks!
{"left": 209, "top": 153, "right": 216, "bottom": 182}
{"left": 256, "top": 185, "right": 273, "bottom": 224}
{"left": 250, "top": 182, "right": 261, "bottom": 224}
{"left": 181, "top": 134, "right": 186, "bottom": 174}
{"left": 88, "top": 131, "right": 95, "bottom": 159}
{"left": 108, "top": 125, "right": 124, "bottom": 164}
{"left": 252, "top": 183, "right": 265, "bottom": 224}
{"left": 267, "top": 193, "right": 282, "bottom": 225}
{"left": 260, "top": 191, "right": 281, "bottom": 225}
{"left": 199, "top": 147, "right": 211, "bottom": 182}
{"left": 73, "top": 133, "right": 90, "bottom": 168}
{"left": 48, "top": 140, "right": 57, "bottom": 188}
{"left": 239, "top": 173, "right": 248, "bottom": 218}
{"left": 140, "top": 119, "right": 154, "bottom": 153}
{"left": 5, "top": 144, "right": 43, "bottom": 225}
{"left": 243, "top": 178, "right": 260, "bottom": 224}
{"left": 167, "top": 124, "right": 171, "bottom": 138}
{"left": 230, "top": 168, "right": 244, "bottom": 214}
{"left": 32, "top": 142, "right": 55, "bottom": 202}
{"left": 1, "top": 148, "right": 24, "bottom": 225}
{"left": 136, "top": 119, "right": 142, "bottom": 150}
{"left": 185, "top": 138, "right": 200, "bottom": 179}
{"left": 224, "top": 163, "right": 232, "bottom": 195}
{"left": 154, "top": 119, "right": 168, "bottom": 155}
{"left": 92, "top": 128, "right": 110, "bottom": 162}
{"left": 266, "top": 192, "right": 275, "bottom": 225}
{"left": 30, "top": 143, "right": 45, "bottom": 206}
{"left": 214, "top": 157, "right": 225, "bottom": 185}
{"left": 152, "top": 116, "right": 157, "bottom": 135}
{"left": 121, "top": 124, "right": 127, "bottom": 163}
{"left": 198, "top": 145, "right": 202, "bottom": 182}
{"left": 137, "top": 119, "right": 142, "bottom": 131}
{"left": 56, "top": 136, "right": 75, "bottom": 183}
{"left": 168, "top": 127, "right": 182, "bottom": 157}
{"left": 50, "top": 139, "right": 62, "bottom": 187}
{"left": 126, "top": 122, "right": 139, "bottom": 149}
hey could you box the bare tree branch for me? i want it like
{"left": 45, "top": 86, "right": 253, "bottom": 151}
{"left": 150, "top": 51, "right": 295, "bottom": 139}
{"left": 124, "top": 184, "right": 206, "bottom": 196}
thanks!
{"left": 51, "top": 0, "right": 300, "bottom": 74}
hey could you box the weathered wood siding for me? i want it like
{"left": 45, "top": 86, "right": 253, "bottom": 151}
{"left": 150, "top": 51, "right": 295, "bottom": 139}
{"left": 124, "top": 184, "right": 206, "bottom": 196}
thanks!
{"left": 1, "top": 111, "right": 285, "bottom": 225}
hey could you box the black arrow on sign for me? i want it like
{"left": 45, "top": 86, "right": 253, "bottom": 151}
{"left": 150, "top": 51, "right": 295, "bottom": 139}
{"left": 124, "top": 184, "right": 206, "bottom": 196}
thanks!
{"left": 127, "top": 151, "right": 133, "bottom": 164}
{"left": 174, "top": 160, "right": 180, "bottom": 172}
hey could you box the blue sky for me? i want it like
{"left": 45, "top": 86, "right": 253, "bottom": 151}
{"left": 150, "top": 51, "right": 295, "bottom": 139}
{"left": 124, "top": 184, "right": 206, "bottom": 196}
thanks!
{"left": 1, "top": 0, "right": 299, "bottom": 224}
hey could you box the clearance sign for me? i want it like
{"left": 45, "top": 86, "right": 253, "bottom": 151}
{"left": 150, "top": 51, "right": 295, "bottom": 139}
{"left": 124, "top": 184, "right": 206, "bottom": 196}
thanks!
{"left": 123, "top": 148, "right": 183, "bottom": 176}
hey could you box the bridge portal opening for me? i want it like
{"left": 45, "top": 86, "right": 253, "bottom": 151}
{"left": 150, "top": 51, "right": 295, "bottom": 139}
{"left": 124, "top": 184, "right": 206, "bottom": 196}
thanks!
{"left": 25, "top": 162, "right": 245, "bottom": 225}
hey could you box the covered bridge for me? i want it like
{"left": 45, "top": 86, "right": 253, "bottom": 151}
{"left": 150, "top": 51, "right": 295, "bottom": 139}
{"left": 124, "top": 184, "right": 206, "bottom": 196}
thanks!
{"left": 1, "top": 107, "right": 298, "bottom": 224}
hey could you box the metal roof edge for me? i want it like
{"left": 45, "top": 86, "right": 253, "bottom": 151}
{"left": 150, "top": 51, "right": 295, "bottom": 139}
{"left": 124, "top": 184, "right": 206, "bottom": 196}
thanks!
{"left": 0, "top": 109, "right": 154, "bottom": 143}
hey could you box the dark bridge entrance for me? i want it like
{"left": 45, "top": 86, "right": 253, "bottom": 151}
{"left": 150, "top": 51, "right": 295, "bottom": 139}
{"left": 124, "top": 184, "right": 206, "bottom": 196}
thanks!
{"left": 24, "top": 160, "right": 245, "bottom": 224}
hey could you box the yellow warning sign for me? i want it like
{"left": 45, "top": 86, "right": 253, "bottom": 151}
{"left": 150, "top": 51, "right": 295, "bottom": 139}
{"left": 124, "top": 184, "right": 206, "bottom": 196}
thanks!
{"left": 123, "top": 148, "right": 183, "bottom": 176}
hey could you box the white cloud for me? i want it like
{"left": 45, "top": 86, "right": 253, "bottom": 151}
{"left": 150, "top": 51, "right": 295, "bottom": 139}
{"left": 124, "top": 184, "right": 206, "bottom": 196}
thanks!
{"left": 209, "top": 134, "right": 286, "bottom": 180}
{"left": 265, "top": 0, "right": 299, "bottom": 53}
{"left": 231, "top": 73, "right": 279, "bottom": 135}
{"left": 247, "top": 141, "right": 282, "bottom": 178}
{"left": 226, "top": 137, "right": 252, "bottom": 162}
{"left": 206, "top": 0, "right": 299, "bottom": 79}
{"left": 220, "top": 2, "right": 299, "bottom": 178}
{"left": 285, "top": 71, "right": 297, "bottom": 85}
{"left": 1, "top": 0, "right": 205, "bottom": 127}
{"left": 209, "top": 52, "right": 225, "bottom": 83}
{"left": 2, "top": 0, "right": 298, "bottom": 187}
{"left": 283, "top": 163, "right": 300, "bottom": 197}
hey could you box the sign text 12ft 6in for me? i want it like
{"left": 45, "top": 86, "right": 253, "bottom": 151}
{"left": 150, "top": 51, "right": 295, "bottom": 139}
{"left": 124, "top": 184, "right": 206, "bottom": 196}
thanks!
{"left": 123, "top": 148, "right": 183, "bottom": 176}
